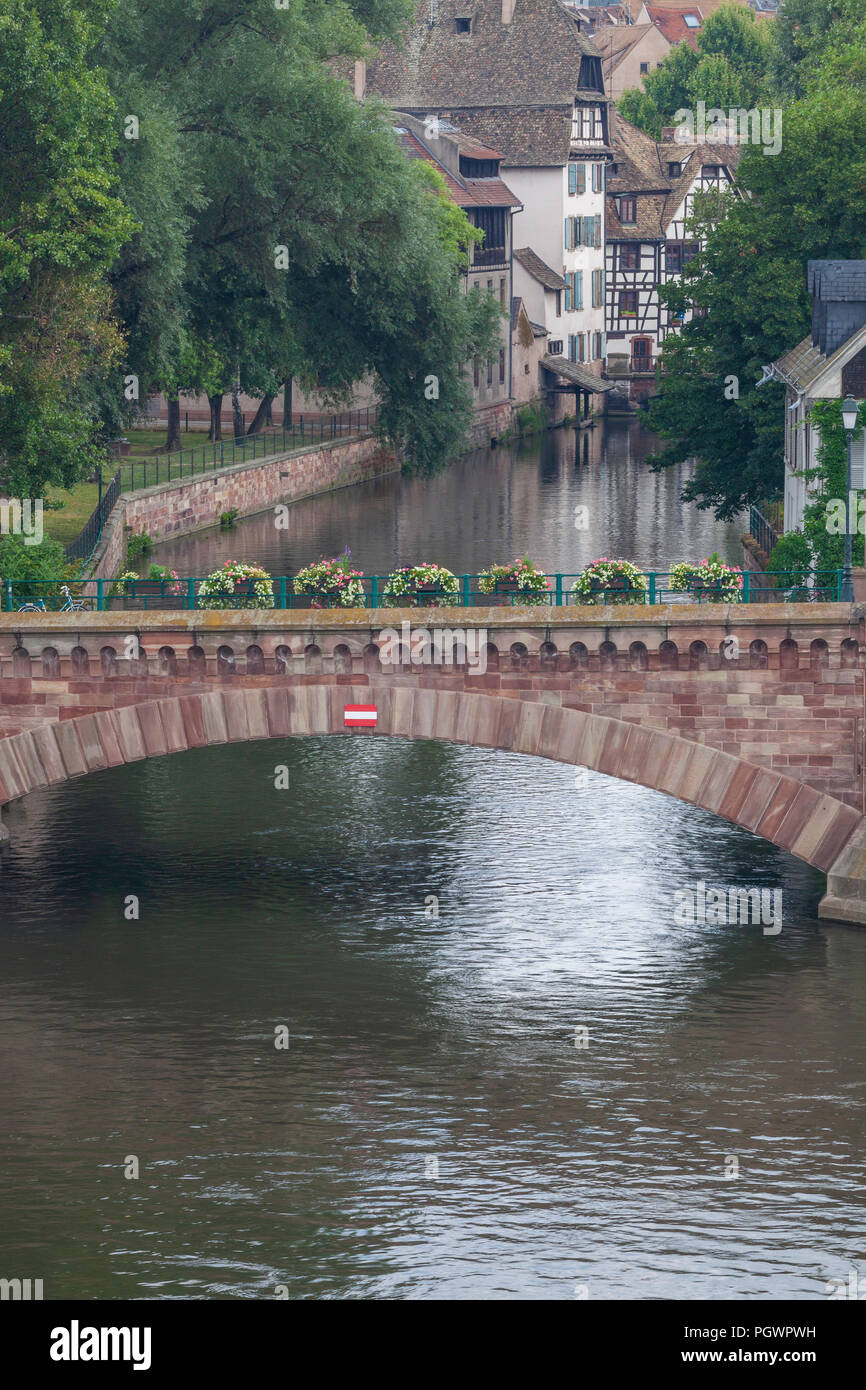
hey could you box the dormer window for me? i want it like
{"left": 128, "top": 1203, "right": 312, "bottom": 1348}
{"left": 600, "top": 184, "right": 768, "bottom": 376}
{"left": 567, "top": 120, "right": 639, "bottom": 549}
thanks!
{"left": 455, "top": 16, "right": 471, "bottom": 33}
{"left": 701, "top": 164, "right": 719, "bottom": 178}
{"left": 578, "top": 56, "right": 604, "bottom": 91}
{"left": 619, "top": 196, "right": 636, "bottom": 224}
{"left": 668, "top": 161, "right": 681, "bottom": 177}
{"left": 459, "top": 156, "right": 498, "bottom": 178}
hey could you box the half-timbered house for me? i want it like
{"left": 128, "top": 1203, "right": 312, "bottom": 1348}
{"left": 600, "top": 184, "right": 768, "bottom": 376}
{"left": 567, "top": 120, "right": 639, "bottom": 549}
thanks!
{"left": 604, "top": 114, "right": 740, "bottom": 395}
{"left": 367, "top": 0, "right": 616, "bottom": 416}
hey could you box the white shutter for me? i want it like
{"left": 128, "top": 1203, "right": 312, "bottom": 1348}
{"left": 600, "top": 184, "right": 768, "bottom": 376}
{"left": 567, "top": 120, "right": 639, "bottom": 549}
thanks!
{"left": 851, "top": 431, "right": 866, "bottom": 492}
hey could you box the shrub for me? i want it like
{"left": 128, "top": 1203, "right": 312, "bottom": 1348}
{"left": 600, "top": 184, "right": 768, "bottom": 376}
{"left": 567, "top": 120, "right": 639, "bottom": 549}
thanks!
{"left": 127, "top": 530, "right": 152, "bottom": 564}
{"left": 293, "top": 552, "right": 365, "bottom": 608}
{"left": 382, "top": 562, "right": 459, "bottom": 606}
{"left": 220, "top": 508, "right": 239, "bottom": 529}
{"left": 570, "top": 557, "right": 648, "bottom": 605}
{"left": 478, "top": 556, "right": 550, "bottom": 603}
{"left": 199, "top": 560, "right": 274, "bottom": 609}
{"left": 669, "top": 553, "right": 743, "bottom": 602}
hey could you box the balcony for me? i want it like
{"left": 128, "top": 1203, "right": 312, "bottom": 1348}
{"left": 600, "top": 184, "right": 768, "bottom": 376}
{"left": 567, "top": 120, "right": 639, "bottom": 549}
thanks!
{"left": 472, "top": 246, "right": 507, "bottom": 269}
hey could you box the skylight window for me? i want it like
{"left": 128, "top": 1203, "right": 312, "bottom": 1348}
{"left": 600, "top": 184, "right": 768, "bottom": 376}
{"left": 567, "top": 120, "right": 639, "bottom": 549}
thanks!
{"left": 455, "top": 17, "right": 471, "bottom": 33}
{"left": 684, "top": 14, "right": 700, "bottom": 26}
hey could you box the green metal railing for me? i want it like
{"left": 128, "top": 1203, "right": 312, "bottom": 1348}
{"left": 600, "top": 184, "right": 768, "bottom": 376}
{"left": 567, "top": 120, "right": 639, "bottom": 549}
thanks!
{"left": 0, "top": 569, "right": 845, "bottom": 613}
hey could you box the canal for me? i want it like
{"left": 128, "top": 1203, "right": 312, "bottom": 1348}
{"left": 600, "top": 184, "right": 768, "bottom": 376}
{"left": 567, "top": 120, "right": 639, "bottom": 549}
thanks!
{"left": 1, "top": 420, "right": 864, "bottom": 1300}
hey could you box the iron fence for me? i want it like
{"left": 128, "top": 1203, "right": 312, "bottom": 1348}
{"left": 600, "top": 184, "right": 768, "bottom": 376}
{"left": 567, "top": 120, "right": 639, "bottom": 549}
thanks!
{"left": 63, "top": 471, "right": 121, "bottom": 565}
{"left": 120, "top": 410, "right": 377, "bottom": 493}
{"left": 1, "top": 568, "right": 845, "bottom": 613}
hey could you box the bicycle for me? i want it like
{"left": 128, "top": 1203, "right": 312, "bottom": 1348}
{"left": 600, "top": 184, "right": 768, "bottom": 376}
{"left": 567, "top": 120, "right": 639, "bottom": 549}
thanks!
{"left": 16, "top": 585, "right": 91, "bottom": 614}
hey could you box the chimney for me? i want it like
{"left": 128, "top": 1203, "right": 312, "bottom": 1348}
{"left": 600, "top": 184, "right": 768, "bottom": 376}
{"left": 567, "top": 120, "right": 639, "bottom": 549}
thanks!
{"left": 501, "top": 0, "right": 517, "bottom": 23}
{"left": 353, "top": 59, "right": 366, "bottom": 101}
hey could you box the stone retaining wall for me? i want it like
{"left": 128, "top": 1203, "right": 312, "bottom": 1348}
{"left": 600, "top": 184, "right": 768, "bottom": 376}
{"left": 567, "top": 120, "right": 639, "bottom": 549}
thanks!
{"left": 87, "top": 433, "right": 396, "bottom": 581}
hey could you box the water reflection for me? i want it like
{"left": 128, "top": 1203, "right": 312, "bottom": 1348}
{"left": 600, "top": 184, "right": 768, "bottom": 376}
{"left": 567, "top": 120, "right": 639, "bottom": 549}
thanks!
{"left": 0, "top": 738, "right": 864, "bottom": 1300}
{"left": 154, "top": 420, "right": 743, "bottom": 579}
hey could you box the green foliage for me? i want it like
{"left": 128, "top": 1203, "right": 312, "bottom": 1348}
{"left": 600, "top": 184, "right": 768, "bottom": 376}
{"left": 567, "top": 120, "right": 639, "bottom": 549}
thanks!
{"left": 0, "top": 0, "right": 134, "bottom": 495}
{"left": 644, "top": 15, "right": 866, "bottom": 518}
{"left": 126, "top": 530, "right": 152, "bottom": 564}
{"left": 100, "top": 0, "right": 495, "bottom": 473}
{"left": 618, "top": 3, "right": 774, "bottom": 139}
{"left": 0, "top": 534, "right": 67, "bottom": 581}
{"left": 220, "top": 509, "right": 239, "bottom": 530}
{"left": 515, "top": 402, "right": 547, "bottom": 436}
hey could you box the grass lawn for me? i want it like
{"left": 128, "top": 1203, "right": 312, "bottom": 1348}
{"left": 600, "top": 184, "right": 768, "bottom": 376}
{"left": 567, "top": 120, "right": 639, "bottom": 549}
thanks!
{"left": 43, "top": 483, "right": 100, "bottom": 546}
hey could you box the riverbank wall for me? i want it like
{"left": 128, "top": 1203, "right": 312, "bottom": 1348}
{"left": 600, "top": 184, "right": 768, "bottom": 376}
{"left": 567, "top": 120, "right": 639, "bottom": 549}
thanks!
{"left": 88, "top": 433, "right": 397, "bottom": 581}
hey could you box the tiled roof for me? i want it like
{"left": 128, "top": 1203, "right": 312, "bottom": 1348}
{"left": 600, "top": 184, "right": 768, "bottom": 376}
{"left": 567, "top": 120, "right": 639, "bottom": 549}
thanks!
{"left": 514, "top": 247, "right": 567, "bottom": 291}
{"left": 595, "top": 22, "right": 657, "bottom": 65}
{"left": 645, "top": 4, "right": 703, "bottom": 47}
{"left": 807, "top": 261, "right": 866, "bottom": 304}
{"left": 367, "top": 0, "right": 609, "bottom": 166}
{"left": 542, "top": 356, "right": 615, "bottom": 390}
{"left": 441, "top": 104, "right": 576, "bottom": 166}
{"left": 774, "top": 323, "right": 866, "bottom": 392}
{"left": 369, "top": 0, "right": 604, "bottom": 108}
{"left": 395, "top": 128, "right": 521, "bottom": 208}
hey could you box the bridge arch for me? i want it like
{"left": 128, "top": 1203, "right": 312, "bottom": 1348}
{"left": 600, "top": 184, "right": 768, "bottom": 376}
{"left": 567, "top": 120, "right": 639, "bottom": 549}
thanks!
{"left": 0, "top": 684, "right": 858, "bottom": 879}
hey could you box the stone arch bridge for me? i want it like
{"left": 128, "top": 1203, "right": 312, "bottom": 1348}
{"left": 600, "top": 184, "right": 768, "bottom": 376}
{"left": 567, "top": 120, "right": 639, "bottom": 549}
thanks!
{"left": 2, "top": 604, "right": 866, "bottom": 924}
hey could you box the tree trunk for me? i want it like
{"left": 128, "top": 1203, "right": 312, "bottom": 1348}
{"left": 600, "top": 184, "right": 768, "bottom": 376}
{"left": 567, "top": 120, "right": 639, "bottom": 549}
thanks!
{"left": 231, "top": 363, "right": 245, "bottom": 439}
{"left": 164, "top": 396, "right": 181, "bottom": 452}
{"left": 247, "top": 394, "right": 275, "bottom": 435}
{"left": 208, "top": 394, "right": 223, "bottom": 442}
{"left": 283, "top": 377, "right": 292, "bottom": 430}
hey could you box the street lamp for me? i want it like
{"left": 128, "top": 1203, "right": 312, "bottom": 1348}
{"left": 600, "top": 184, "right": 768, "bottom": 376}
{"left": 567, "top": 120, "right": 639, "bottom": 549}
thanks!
{"left": 841, "top": 395, "right": 861, "bottom": 603}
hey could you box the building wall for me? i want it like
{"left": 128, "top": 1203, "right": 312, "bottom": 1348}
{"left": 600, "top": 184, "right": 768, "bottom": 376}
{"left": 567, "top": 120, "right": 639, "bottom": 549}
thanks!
{"left": 606, "top": 29, "right": 670, "bottom": 101}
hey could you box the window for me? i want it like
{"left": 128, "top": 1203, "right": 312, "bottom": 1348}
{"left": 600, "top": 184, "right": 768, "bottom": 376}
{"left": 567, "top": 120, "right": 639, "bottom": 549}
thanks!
{"left": 619, "top": 290, "right": 637, "bottom": 318}
{"left": 620, "top": 243, "right": 639, "bottom": 269}
{"left": 665, "top": 243, "right": 683, "bottom": 274}
{"left": 684, "top": 14, "right": 700, "bottom": 27}
{"left": 568, "top": 334, "right": 577, "bottom": 362}
{"left": 460, "top": 156, "right": 498, "bottom": 178}
{"left": 564, "top": 272, "right": 573, "bottom": 312}
{"left": 592, "top": 268, "right": 604, "bottom": 308}
{"left": 639, "top": 62, "right": 649, "bottom": 74}
{"left": 455, "top": 17, "right": 471, "bottom": 33}
{"left": 609, "top": 162, "right": 618, "bottom": 175}
{"left": 592, "top": 163, "right": 604, "bottom": 193}
{"left": 549, "top": 340, "right": 563, "bottom": 356}
{"left": 683, "top": 242, "right": 699, "bottom": 264}
{"left": 577, "top": 332, "right": 586, "bottom": 362}
{"left": 473, "top": 356, "right": 480, "bottom": 388}
{"left": 572, "top": 104, "right": 605, "bottom": 145}
{"left": 487, "top": 279, "right": 493, "bottom": 294}
{"left": 568, "top": 162, "right": 586, "bottom": 195}
{"left": 472, "top": 208, "right": 506, "bottom": 264}
{"left": 667, "top": 161, "right": 681, "bottom": 178}
{"left": 593, "top": 331, "right": 603, "bottom": 360}
{"left": 499, "top": 348, "right": 505, "bottom": 384}
{"left": 619, "top": 197, "right": 636, "bottom": 224}
{"left": 578, "top": 55, "right": 603, "bottom": 90}
{"left": 701, "top": 164, "right": 719, "bottom": 178}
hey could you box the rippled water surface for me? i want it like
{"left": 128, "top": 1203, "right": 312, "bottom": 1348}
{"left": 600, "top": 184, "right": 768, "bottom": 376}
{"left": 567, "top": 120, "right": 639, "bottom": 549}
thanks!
{"left": 1, "top": 425, "right": 864, "bottom": 1299}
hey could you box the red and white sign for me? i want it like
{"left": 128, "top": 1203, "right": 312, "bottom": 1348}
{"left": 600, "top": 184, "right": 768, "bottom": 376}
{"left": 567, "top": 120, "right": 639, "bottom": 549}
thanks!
{"left": 344, "top": 704, "right": 378, "bottom": 727}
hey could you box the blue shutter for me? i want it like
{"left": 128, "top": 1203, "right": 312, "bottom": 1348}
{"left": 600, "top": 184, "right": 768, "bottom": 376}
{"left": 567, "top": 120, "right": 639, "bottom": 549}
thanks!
{"left": 564, "top": 274, "right": 572, "bottom": 312}
{"left": 568, "top": 163, "right": 578, "bottom": 195}
{"left": 577, "top": 164, "right": 586, "bottom": 194}
{"left": 564, "top": 218, "right": 571, "bottom": 250}
{"left": 575, "top": 271, "right": 583, "bottom": 310}
{"left": 583, "top": 216, "right": 592, "bottom": 247}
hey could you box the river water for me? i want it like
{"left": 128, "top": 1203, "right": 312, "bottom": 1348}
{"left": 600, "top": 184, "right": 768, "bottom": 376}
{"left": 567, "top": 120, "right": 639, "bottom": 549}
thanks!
{"left": 1, "top": 421, "right": 864, "bottom": 1301}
